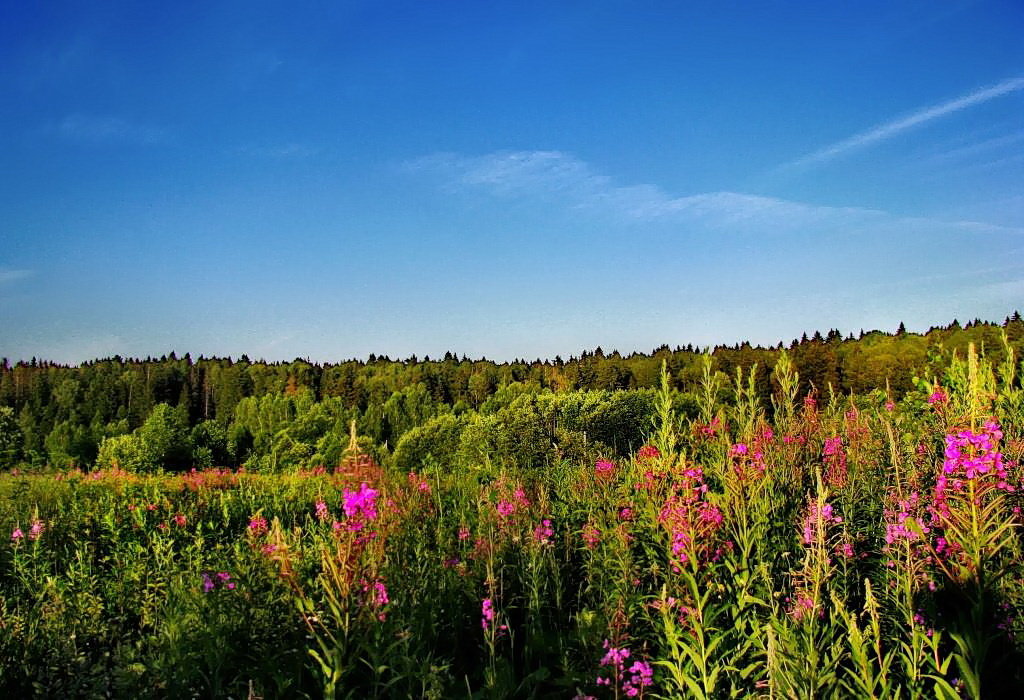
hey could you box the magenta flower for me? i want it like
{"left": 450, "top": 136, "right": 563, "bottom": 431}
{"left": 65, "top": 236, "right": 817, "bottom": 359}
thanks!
{"left": 595, "top": 458, "right": 616, "bottom": 479}
{"left": 315, "top": 500, "right": 330, "bottom": 521}
{"left": 623, "top": 660, "right": 654, "bottom": 697}
{"left": 202, "top": 571, "right": 236, "bottom": 592}
{"left": 637, "top": 444, "right": 661, "bottom": 460}
{"left": 481, "top": 598, "right": 495, "bottom": 631}
{"left": 28, "top": 520, "right": 44, "bottom": 540}
{"left": 11, "top": 528, "right": 24, "bottom": 541}
{"left": 248, "top": 515, "right": 268, "bottom": 535}
{"left": 533, "top": 519, "right": 554, "bottom": 545}
{"left": 342, "top": 483, "right": 379, "bottom": 520}
{"left": 496, "top": 500, "right": 516, "bottom": 518}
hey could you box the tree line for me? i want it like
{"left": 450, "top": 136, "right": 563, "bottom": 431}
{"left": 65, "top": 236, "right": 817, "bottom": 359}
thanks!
{"left": 0, "top": 314, "right": 1020, "bottom": 472}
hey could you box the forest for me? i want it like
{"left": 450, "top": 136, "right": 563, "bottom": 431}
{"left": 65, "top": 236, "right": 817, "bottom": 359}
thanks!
{"left": 0, "top": 315, "right": 1020, "bottom": 475}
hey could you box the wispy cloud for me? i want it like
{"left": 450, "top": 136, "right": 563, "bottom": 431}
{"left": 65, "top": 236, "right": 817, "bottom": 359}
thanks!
{"left": 234, "top": 142, "right": 319, "bottom": 159}
{"left": 407, "top": 149, "right": 1021, "bottom": 237}
{"left": 43, "top": 114, "right": 168, "bottom": 145}
{"left": 0, "top": 269, "right": 33, "bottom": 285}
{"left": 779, "top": 76, "right": 1024, "bottom": 171}
{"left": 922, "top": 130, "right": 1024, "bottom": 165}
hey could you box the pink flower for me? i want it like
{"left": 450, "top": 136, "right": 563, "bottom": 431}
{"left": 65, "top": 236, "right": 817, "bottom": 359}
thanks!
{"left": 28, "top": 520, "right": 44, "bottom": 540}
{"left": 600, "top": 640, "right": 630, "bottom": 669}
{"left": 481, "top": 598, "right": 495, "bottom": 631}
{"left": 624, "top": 660, "right": 654, "bottom": 697}
{"left": 581, "top": 524, "right": 601, "bottom": 549}
{"left": 341, "top": 483, "right": 379, "bottom": 529}
{"left": 533, "top": 519, "right": 554, "bottom": 544}
{"left": 11, "top": 528, "right": 24, "bottom": 541}
{"left": 315, "top": 501, "right": 330, "bottom": 521}
{"left": 202, "top": 571, "right": 236, "bottom": 592}
{"left": 595, "top": 458, "right": 616, "bottom": 478}
{"left": 637, "top": 445, "right": 661, "bottom": 460}
{"left": 407, "top": 472, "right": 431, "bottom": 493}
{"left": 927, "top": 390, "right": 947, "bottom": 405}
{"left": 364, "top": 579, "right": 389, "bottom": 607}
{"left": 248, "top": 516, "right": 268, "bottom": 535}
{"left": 173, "top": 514, "right": 187, "bottom": 527}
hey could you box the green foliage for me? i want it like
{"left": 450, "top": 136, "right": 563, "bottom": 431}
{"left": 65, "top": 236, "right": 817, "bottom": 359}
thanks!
{"left": 0, "top": 406, "right": 23, "bottom": 467}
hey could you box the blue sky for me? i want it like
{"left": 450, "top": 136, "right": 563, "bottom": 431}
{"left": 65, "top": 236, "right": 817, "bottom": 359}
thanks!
{"left": 2, "top": 0, "right": 1023, "bottom": 363}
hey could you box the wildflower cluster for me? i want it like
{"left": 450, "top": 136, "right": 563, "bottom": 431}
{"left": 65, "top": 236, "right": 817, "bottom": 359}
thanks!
{"left": 340, "top": 482, "right": 379, "bottom": 531}
{"left": 636, "top": 445, "right": 661, "bottom": 461}
{"left": 493, "top": 481, "right": 530, "bottom": 525}
{"left": 822, "top": 436, "right": 847, "bottom": 488}
{"left": 658, "top": 467, "right": 724, "bottom": 570}
{"left": 202, "top": 571, "right": 236, "bottom": 593}
{"left": 801, "top": 501, "right": 843, "bottom": 546}
{"left": 941, "top": 420, "right": 1009, "bottom": 485}
{"left": 532, "top": 518, "right": 554, "bottom": 545}
{"left": 595, "top": 458, "right": 616, "bottom": 480}
{"left": 595, "top": 640, "right": 654, "bottom": 697}
{"left": 729, "top": 442, "right": 766, "bottom": 481}
{"left": 11, "top": 519, "right": 44, "bottom": 542}
{"left": 480, "top": 597, "right": 507, "bottom": 634}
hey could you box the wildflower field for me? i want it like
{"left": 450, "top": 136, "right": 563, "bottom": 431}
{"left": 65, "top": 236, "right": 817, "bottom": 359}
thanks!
{"left": 2, "top": 345, "right": 1024, "bottom": 699}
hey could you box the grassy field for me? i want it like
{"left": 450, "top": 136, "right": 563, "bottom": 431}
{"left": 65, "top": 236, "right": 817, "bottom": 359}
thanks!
{"left": 2, "top": 347, "right": 1023, "bottom": 699}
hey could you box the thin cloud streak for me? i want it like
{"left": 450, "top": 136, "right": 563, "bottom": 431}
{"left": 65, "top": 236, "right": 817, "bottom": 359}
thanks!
{"left": 43, "top": 114, "right": 168, "bottom": 145}
{"left": 408, "top": 150, "right": 1023, "bottom": 237}
{"left": 0, "top": 269, "right": 34, "bottom": 284}
{"left": 780, "top": 76, "right": 1024, "bottom": 171}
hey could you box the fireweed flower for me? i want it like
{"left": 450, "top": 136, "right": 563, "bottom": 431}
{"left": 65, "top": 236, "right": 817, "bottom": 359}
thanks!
{"left": 801, "top": 502, "right": 843, "bottom": 545}
{"left": 361, "top": 579, "right": 390, "bottom": 619}
{"left": 595, "top": 458, "right": 616, "bottom": 480}
{"left": 658, "top": 467, "right": 723, "bottom": 570}
{"left": 927, "top": 390, "right": 947, "bottom": 405}
{"left": 11, "top": 528, "right": 24, "bottom": 541}
{"left": 407, "top": 471, "right": 431, "bottom": 493}
{"left": 823, "top": 436, "right": 848, "bottom": 489}
{"left": 28, "top": 520, "right": 44, "bottom": 540}
{"left": 481, "top": 597, "right": 492, "bottom": 629}
{"left": 597, "top": 640, "right": 630, "bottom": 687}
{"left": 637, "top": 445, "right": 661, "bottom": 461}
{"left": 941, "top": 420, "right": 1008, "bottom": 484}
{"left": 623, "top": 660, "right": 654, "bottom": 697}
{"left": 173, "top": 514, "right": 187, "bottom": 527}
{"left": 315, "top": 500, "right": 330, "bottom": 521}
{"left": 496, "top": 500, "right": 517, "bottom": 519}
{"left": 481, "top": 598, "right": 505, "bottom": 633}
{"left": 341, "top": 483, "right": 379, "bottom": 531}
{"left": 203, "top": 571, "right": 236, "bottom": 592}
{"left": 729, "top": 442, "right": 766, "bottom": 481}
{"left": 248, "top": 516, "right": 268, "bottom": 535}
{"left": 581, "top": 524, "right": 601, "bottom": 549}
{"left": 533, "top": 519, "right": 554, "bottom": 545}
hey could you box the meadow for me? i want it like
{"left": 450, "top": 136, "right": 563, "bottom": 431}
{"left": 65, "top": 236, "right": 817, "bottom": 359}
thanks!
{"left": 2, "top": 344, "right": 1023, "bottom": 699}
